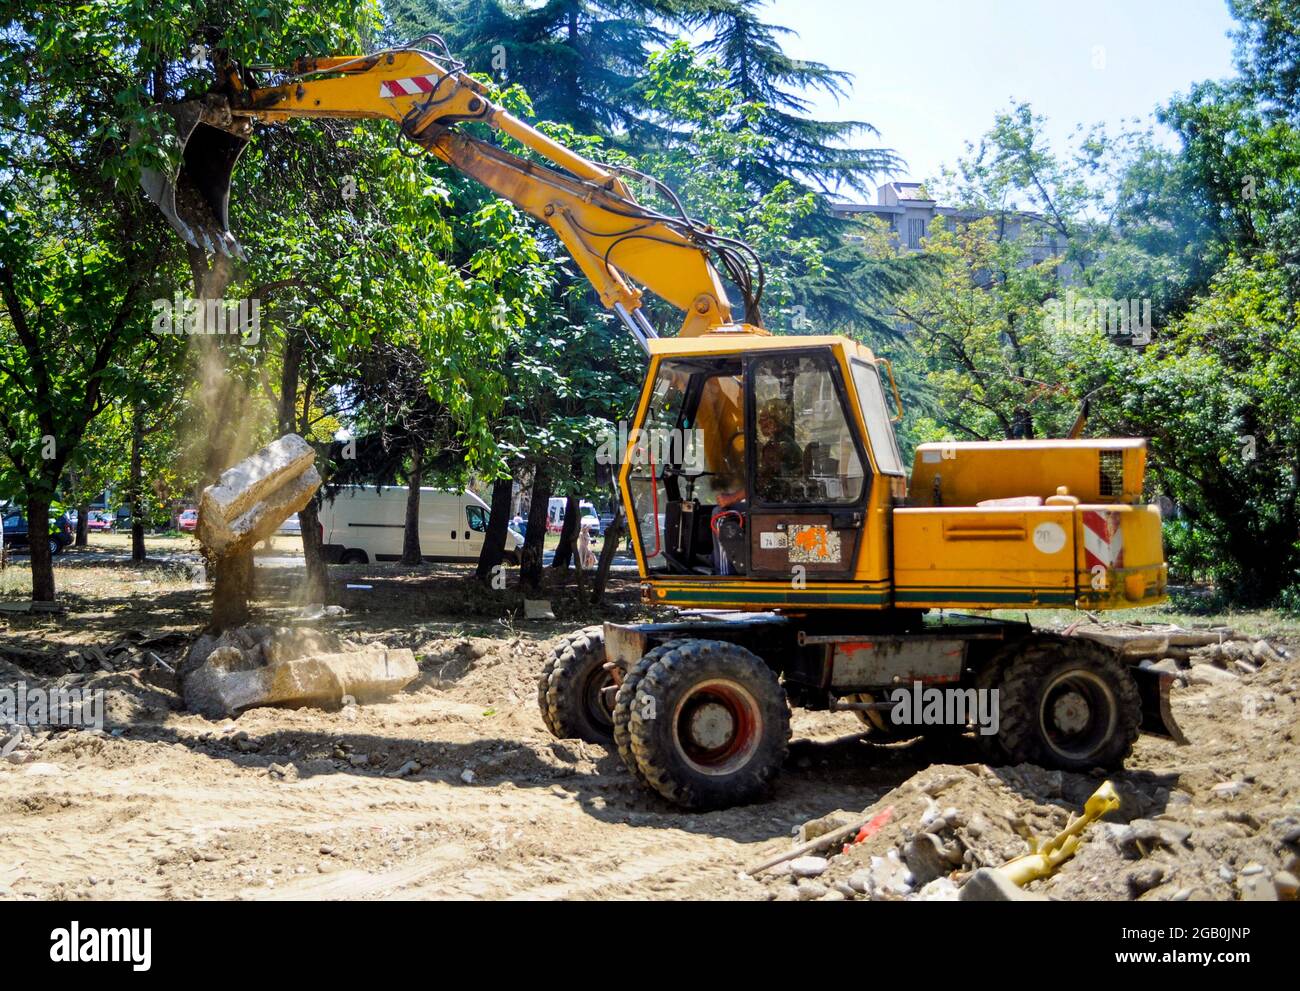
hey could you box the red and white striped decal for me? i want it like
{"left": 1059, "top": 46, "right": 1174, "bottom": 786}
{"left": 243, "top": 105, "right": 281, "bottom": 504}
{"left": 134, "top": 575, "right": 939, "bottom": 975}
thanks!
{"left": 379, "top": 75, "right": 442, "bottom": 99}
{"left": 1082, "top": 510, "right": 1124, "bottom": 570}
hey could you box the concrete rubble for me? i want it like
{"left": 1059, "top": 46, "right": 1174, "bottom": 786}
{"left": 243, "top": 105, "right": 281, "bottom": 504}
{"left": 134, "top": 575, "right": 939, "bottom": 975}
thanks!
{"left": 197, "top": 433, "right": 321, "bottom": 560}
{"left": 180, "top": 626, "right": 417, "bottom": 718}
{"left": 756, "top": 755, "right": 1300, "bottom": 903}
{"left": 1066, "top": 621, "right": 1289, "bottom": 667}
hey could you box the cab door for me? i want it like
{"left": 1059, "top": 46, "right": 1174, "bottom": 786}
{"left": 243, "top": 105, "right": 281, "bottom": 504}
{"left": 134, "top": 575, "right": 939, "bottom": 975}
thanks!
{"left": 461, "top": 496, "right": 490, "bottom": 559}
{"left": 744, "top": 349, "right": 869, "bottom": 581}
{"left": 418, "top": 491, "right": 458, "bottom": 560}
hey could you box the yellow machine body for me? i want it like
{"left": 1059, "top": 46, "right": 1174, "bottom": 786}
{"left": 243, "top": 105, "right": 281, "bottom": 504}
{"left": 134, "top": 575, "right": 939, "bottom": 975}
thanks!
{"left": 618, "top": 333, "right": 1167, "bottom": 613}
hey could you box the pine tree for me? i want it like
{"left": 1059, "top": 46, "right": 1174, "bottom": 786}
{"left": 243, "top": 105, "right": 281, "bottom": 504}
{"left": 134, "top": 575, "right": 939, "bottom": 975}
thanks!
{"left": 691, "top": 0, "right": 900, "bottom": 197}
{"left": 386, "top": 0, "right": 683, "bottom": 138}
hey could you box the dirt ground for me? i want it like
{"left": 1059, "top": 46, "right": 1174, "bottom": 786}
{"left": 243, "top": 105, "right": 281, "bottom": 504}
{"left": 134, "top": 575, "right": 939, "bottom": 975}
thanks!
{"left": 0, "top": 547, "right": 1297, "bottom": 901}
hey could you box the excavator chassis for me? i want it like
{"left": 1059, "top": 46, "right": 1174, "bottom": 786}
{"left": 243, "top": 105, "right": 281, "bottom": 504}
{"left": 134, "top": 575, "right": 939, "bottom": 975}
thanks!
{"left": 538, "top": 610, "right": 1184, "bottom": 811}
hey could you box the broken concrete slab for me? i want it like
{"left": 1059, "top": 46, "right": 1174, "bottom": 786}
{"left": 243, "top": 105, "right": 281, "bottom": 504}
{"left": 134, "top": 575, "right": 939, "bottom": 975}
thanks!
{"left": 0, "top": 601, "right": 64, "bottom": 615}
{"left": 181, "top": 626, "right": 417, "bottom": 718}
{"left": 184, "top": 646, "right": 417, "bottom": 718}
{"left": 197, "top": 434, "right": 320, "bottom": 560}
{"left": 524, "top": 600, "right": 555, "bottom": 621}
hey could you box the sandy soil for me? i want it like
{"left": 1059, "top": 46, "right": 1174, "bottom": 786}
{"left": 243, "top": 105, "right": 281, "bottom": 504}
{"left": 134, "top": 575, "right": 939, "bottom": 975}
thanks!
{"left": 1, "top": 559, "right": 1297, "bottom": 901}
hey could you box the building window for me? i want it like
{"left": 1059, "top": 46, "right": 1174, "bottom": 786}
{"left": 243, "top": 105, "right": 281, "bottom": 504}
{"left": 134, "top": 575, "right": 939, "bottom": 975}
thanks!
{"left": 907, "top": 218, "right": 926, "bottom": 248}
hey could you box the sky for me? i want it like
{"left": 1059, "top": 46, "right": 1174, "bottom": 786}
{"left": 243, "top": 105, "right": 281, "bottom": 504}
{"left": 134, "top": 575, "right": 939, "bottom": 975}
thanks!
{"left": 759, "top": 0, "right": 1239, "bottom": 202}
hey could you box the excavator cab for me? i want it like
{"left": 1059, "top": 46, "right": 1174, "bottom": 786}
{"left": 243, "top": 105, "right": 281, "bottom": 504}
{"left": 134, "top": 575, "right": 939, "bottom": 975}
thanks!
{"left": 622, "top": 335, "right": 906, "bottom": 607}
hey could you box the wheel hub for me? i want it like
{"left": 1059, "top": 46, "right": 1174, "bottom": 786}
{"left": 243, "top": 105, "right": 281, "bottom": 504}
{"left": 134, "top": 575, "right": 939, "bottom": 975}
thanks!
{"left": 585, "top": 669, "right": 616, "bottom": 727}
{"left": 672, "top": 679, "right": 762, "bottom": 776}
{"left": 1039, "top": 669, "right": 1118, "bottom": 761}
{"left": 688, "top": 702, "right": 736, "bottom": 750}
{"left": 1052, "top": 691, "right": 1091, "bottom": 734}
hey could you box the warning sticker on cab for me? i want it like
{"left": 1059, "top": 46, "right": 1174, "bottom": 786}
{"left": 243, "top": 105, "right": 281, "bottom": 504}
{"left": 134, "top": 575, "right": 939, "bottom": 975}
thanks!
{"left": 789, "top": 524, "right": 841, "bottom": 564}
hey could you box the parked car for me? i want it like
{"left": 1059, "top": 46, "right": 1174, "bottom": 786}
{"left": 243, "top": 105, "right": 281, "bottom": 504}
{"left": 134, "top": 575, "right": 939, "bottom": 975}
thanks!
{"left": 2, "top": 512, "right": 73, "bottom": 555}
{"left": 277, "top": 512, "right": 301, "bottom": 536}
{"left": 178, "top": 508, "right": 199, "bottom": 533}
{"left": 86, "top": 510, "right": 113, "bottom": 532}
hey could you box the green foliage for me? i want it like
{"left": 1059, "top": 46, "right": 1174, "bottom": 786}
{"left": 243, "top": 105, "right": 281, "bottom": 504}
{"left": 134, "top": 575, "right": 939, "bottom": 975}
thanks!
{"left": 878, "top": 214, "right": 1077, "bottom": 443}
{"left": 1100, "top": 256, "right": 1300, "bottom": 604}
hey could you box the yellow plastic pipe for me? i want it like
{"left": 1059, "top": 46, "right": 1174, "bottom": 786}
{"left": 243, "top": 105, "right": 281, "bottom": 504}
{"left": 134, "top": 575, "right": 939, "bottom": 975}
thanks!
{"left": 997, "top": 780, "right": 1120, "bottom": 887}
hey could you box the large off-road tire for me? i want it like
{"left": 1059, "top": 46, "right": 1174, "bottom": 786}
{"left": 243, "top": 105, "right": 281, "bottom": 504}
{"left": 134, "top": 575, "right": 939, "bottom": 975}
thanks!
{"left": 538, "top": 625, "right": 616, "bottom": 744}
{"left": 612, "top": 641, "right": 683, "bottom": 787}
{"left": 629, "top": 639, "right": 790, "bottom": 810}
{"left": 995, "top": 636, "right": 1142, "bottom": 770}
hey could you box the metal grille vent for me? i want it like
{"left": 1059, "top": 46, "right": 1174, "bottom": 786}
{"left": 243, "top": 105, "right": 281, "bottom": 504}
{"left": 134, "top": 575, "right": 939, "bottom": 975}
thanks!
{"left": 1099, "top": 449, "right": 1124, "bottom": 497}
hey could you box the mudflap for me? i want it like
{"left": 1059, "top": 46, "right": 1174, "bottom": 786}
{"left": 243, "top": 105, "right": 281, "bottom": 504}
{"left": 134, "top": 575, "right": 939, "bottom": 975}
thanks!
{"left": 1129, "top": 665, "right": 1188, "bottom": 745}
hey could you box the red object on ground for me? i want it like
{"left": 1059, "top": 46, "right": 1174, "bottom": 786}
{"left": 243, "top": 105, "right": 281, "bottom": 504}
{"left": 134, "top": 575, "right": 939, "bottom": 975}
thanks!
{"left": 842, "top": 805, "right": 895, "bottom": 854}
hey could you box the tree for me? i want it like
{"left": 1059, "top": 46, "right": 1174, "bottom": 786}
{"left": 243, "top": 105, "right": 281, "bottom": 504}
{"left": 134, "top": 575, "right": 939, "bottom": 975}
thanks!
{"left": 0, "top": 0, "right": 388, "bottom": 604}
{"left": 1087, "top": 256, "right": 1300, "bottom": 603}
{"left": 387, "top": 0, "right": 687, "bottom": 140}
{"left": 871, "top": 214, "right": 1076, "bottom": 446}
{"left": 1229, "top": 0, "right": 1300, "bottom": 121}
{"left": 692, "top": 0, "right": 899, "bottom": 198}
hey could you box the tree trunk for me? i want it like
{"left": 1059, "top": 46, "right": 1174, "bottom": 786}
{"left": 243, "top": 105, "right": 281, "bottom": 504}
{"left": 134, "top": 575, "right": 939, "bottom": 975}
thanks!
{"left": 401, "top": 448, "right": 423, "bottom": 565}
{"left": 27, "top": 492, "right": 55, "bottom": 602}
{"left": 520, "top": 468, "right": 551, "bottom": 591}
{"left": 74, "top": 499, "right": 89, "bottom": 547}
{"left": 284, "top": 341, "right": 329, "bottom": 605}
{"left": 298, "top": 497, "right": 328, "bottom": 603}
{"left": 551, "top": 494, "right": 580, "bottom": 572}
{"left": 476, "top": 474, "right": 515, "bottom": 582}
{"left": 130, "top": 403, "right": 146, "bottom": 563}
{"left": 591, "top": 505, "right": 625, "bottom": 604}
{"left": 210, "top": 552, "right": 253, "bottom": 630}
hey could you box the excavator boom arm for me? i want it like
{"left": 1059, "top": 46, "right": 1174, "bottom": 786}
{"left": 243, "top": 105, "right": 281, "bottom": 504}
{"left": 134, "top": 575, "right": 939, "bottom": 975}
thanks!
{"left": 153, "top": 45, "right": 751, "bottom": 341}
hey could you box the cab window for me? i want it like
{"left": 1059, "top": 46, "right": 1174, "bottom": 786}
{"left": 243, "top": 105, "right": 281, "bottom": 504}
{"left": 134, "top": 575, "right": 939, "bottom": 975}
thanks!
{"left": 850, "top": 359, "right": 905, "bottom": 475}
{"left": 751, "top": 353, "right": 865, "bottom": 505}
{"left": 465, "top": 505, "right": 488, "bottom": 532}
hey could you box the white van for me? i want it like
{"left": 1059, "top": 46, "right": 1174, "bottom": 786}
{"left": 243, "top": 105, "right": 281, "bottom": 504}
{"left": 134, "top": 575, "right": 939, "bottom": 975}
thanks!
{"left": 546, "top": 496, "right": 602, "bottom": 534}
{"left": 318, "top": 486, "right": 522, "bottom": 565}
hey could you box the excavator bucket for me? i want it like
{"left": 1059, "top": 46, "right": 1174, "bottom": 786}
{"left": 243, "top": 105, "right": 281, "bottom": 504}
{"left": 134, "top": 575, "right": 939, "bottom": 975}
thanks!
{"left": 139, "top": 99, "right": 249, "bottom": 258}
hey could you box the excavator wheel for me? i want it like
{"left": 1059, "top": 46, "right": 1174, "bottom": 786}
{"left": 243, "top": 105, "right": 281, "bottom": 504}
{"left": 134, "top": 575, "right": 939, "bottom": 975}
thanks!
{"left": 538, "top": 626, "right": 616, "bottom": 744}
{"left": 612, "top": 640, "right": 685, "bottom": 787}
{"left": 629, "top": 639, "right": 790, "bottom": 810}
{"left": 994, "top": 636, "right": 1142, "bottom": 771}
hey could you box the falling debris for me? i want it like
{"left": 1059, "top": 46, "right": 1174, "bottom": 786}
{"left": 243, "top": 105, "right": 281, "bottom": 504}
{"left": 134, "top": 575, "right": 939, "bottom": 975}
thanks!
{"left": 197, "top": 434, "right": 321, "bottom": 560}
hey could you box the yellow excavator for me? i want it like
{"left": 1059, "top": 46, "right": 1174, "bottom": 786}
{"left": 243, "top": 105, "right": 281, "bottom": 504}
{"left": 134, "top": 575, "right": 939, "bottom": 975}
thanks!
{"left": 143, "top": 35, "right": 1182, "bottom": 810}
